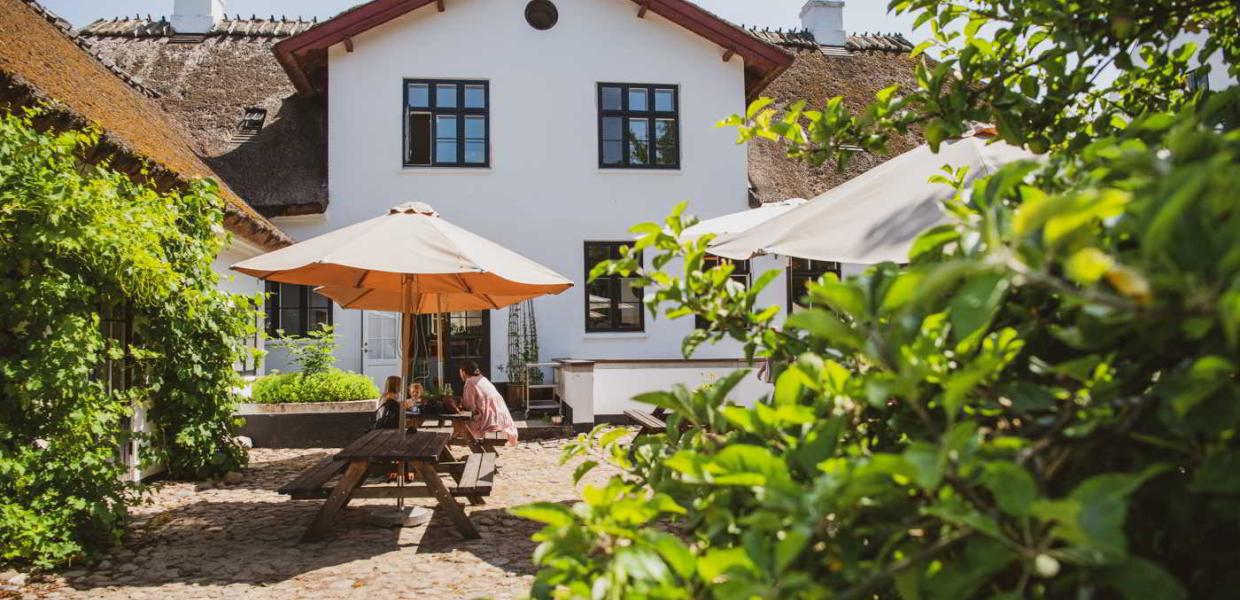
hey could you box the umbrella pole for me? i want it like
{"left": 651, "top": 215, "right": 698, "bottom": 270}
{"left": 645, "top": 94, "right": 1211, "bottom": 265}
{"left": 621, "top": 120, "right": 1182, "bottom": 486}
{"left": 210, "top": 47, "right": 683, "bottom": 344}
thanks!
{"left": 398, "top": 276, "right": 412, "bottom": 511}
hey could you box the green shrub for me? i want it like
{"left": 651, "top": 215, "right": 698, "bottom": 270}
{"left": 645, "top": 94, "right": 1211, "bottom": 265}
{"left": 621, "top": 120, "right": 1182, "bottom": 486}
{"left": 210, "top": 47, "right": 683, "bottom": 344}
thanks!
{"left": 517, "top": 1, "right": 1240, "bottom": 598}
{"left": 0, "top": 110, "right": 255, "bottom": 569}
{"left": 250, "top": 369, "right": 379, "bottom": 404}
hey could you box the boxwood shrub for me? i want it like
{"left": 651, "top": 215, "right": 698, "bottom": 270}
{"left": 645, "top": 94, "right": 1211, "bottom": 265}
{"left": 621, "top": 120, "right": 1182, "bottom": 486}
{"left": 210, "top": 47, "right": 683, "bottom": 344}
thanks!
{"left": 250, "top": 369, "right": 379, "bottom": 404}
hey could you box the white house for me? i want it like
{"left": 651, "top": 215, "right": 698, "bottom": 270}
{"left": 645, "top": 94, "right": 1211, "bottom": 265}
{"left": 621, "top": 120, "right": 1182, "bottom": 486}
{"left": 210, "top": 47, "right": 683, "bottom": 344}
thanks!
{"left": 82, "top": 0, "right": 921, "bottom": 422}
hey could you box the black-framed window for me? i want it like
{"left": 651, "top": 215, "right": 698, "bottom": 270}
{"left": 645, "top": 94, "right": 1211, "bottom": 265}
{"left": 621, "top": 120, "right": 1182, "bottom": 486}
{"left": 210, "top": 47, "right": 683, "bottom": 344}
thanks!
{"left": 265, "top": 282, "right": 332, "bottom": 337}
{"left": 787, "top": 258, "right": 841, "bottom": 313}
{"left": 585, "top": 242, "right": 645, "bottom": 332}
{"left": 696, "top": 255, "right": 751, "bottom": 330}
{"left": 1188, "top": 68, "right": 1210, "bottom": 93}
{"left": 598, "top": 83, "right": 679, "bottom": 169}
{"left": 404, "top": 79, "right": 489, "bottom": 167}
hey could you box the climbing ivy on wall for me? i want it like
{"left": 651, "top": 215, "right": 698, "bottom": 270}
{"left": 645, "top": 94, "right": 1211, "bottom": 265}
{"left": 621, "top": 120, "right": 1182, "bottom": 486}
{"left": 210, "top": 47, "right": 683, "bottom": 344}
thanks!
{"left": 0, "top": 109, "right": 259, "bottom": 568}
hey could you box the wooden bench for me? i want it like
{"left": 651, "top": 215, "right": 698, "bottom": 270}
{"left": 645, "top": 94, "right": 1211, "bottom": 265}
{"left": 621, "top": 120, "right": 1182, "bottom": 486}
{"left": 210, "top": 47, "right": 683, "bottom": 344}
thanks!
{"left": 279, "top": 452, "right": 497, "bottom": 506}
{"left": 624, "top": 408, "right": 668, "bottom": 436}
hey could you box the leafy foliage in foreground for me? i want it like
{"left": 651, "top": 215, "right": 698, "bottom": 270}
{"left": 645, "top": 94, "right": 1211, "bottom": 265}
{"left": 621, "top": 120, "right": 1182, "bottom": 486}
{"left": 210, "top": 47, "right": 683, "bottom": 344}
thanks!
{"left": 516, "top": 0, "right": 1239, "bottom": 598}
{"left": 0, "top": 111, "right": 258, "bottom": 568}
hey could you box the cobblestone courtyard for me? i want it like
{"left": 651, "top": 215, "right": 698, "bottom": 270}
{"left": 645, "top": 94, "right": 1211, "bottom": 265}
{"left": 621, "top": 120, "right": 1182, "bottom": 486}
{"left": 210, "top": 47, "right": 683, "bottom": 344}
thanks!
{"left": 14, "top": 439, "right": 617, "bottom": 600}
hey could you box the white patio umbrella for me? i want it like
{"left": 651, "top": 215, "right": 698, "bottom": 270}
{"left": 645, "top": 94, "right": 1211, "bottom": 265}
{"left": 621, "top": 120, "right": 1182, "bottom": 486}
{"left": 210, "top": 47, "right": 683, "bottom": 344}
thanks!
{"left": 680, "top": 197, "right": 808, "bottom": 240}
{"left": 709, "top": 134, "right": 1035, "bottom": 263}
{"left": 233, "top": 201, "right": 574, "bottom": 414}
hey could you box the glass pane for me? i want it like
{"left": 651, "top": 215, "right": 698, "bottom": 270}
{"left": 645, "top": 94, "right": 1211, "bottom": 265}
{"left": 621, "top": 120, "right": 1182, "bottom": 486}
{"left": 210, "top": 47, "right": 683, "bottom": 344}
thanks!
{"left": 280, "top": 309, "right": 304, "bottom": 336}
{"left": 435, "top": 84, "right": 457, "bottom": 107}
{"left": 602, "top": 117, "right": 623, "bottom": 141}
{"left": 628, "top": 119, "right": 650, "bottom": 165}
{"left": 381, "top": 339, "right": 398, "bottom": 360}
{"left": 602, "top": 141, "right": 623, "bottom": 165}
{"left": 436, "top": 115, "right": 458, "bottom": 163}
{"left": 619, "top": 279, "right": 642, "bottom": 328}
{"left": 464, "top": 84, "right": 486, "bottom": 108}
{"left": 464, "top": 115, "right": 486, "bottom": 139}
{"left": 585, "top": 243, "right": 613, "bottom": 268}
{"left": 407, "top": 83, "right": 430, "bottom": 108}
{"left": 654, "top": 88, "right": 675, "bottom": 112}
{"left": 628, "top": 88, "right": 649, "bottom": 111}
{"left": 309, "top": 309, "right": 330, "bottom": 331}
{"left": 587, "top": 280, "right": 612, "bottom": 329}
{"left": 437, "top": 141, "right": 458, "bottom": 163}
{"left": 279, "top": 283, "right": 303, "bottom": 309}
{"left": 310, "top": 291, "right": 331, "bottom": 308}
{"left": 600, "top": 86, "right": 622, "bottom": 111}
{"left": 407, "top": 112, "right": 432, "bottom": 166}
{"left": 655, "top": 118, "right": 677, "bottom": 165}
{"left": 464, "top": 141, "right": 485, "bottom": 164}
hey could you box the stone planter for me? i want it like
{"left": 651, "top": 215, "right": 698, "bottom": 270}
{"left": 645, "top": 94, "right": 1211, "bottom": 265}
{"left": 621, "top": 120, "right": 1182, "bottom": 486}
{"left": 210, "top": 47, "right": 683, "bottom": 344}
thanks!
{"left": 235, "top": 399, "right": 379, "bottom": 448}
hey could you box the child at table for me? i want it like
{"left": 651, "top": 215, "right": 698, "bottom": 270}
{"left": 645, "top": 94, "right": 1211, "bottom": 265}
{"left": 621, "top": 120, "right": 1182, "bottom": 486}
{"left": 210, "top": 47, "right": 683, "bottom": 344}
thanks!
{"left": 372, "top": 376, "right": 402, "bottom": 430}
{"left": 457, "top": 360, "right": 519, "bottom": 447}
{"left": 405, "top": 382, "right": 424, "bottom": 410}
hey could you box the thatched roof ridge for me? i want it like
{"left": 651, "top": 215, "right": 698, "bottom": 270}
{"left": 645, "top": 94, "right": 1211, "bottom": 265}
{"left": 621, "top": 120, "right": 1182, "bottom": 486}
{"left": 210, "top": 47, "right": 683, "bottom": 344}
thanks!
{"left": 79, "top": 15, "right": 329, "bottom": 218}
{"left": 743, "top": 29, "right": 925, "bottom": 206}
{"left": 0, "top": 0, "right": 292, "bottom": 250}
{"left": 80, "top": 14, "right": 318, "bottom": 39}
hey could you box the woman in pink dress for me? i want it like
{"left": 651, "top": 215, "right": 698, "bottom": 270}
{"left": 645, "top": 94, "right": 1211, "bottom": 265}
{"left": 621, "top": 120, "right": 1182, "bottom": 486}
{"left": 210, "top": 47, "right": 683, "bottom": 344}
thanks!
{"left": 455, "top": 360, "right": 519, "bottom": 446}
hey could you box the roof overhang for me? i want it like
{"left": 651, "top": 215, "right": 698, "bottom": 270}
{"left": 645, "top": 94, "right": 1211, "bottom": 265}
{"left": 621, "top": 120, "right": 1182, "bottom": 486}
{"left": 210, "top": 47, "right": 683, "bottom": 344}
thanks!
{"left": 273, "top": 0, "right": 792, "bottom": 100}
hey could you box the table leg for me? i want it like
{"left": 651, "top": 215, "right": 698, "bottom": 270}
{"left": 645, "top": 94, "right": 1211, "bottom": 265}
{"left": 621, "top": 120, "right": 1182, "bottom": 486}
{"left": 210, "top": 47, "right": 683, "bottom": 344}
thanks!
{"left": 412, "top": 461, "right": 480, "bottom": 540}
{"left": 301, "top": 459, "right": 369, "bottom": 543}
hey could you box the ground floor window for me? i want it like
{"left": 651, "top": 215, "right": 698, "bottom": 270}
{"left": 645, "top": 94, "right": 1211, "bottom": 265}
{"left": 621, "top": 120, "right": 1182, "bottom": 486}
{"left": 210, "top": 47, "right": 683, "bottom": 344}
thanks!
{"left": 584, "top": 242, "right": 644, "bottom": 333}
{"left": 237, "top": 314, "right": 259, "bottom": 376}
{"left": 265, "top": 282, "right": 332, "bottom": 337}
{"left": 787, "top": 258, "right": 841, "bottom": 312}
{"left": 696, "top": 255, "right": 751, "bottom": 330}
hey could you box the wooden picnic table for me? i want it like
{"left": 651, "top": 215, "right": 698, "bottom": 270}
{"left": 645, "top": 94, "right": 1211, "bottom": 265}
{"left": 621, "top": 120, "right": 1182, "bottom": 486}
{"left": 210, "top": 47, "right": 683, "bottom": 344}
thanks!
{"left": 407, "top": 410, "right": 490, "bottom": 453}
{"left": 281, "top": 430, "right": 493, "bottom": 542}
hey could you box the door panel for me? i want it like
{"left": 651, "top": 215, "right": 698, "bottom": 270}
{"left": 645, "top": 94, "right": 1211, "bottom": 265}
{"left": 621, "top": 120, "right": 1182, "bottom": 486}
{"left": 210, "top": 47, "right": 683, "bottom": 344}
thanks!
{"left": 363, "top": 311, "right": 400, "bottom": 388}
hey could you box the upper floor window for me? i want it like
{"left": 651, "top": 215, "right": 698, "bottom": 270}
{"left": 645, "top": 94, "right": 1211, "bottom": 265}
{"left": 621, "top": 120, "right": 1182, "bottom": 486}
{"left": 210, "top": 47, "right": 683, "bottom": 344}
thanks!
{"left": 598, "top": 83, "right": 679, "bottom": 169}
{"left": 404, "top": 79, "right": 489, "bottom": 168}
{"left": 584, "top": 242, "right": 645, "bottom": 332}
{"left": 1188, "top": 68, "right": 1210, "bottom": 93}
{"left": 696, "top": 255, "right": 750, "bottom": 330}
{"left": 266, "top": 282, "right": 333, "bottom": 337}
{"left": 787, "top": 258, "right": 841, "bottom": 313}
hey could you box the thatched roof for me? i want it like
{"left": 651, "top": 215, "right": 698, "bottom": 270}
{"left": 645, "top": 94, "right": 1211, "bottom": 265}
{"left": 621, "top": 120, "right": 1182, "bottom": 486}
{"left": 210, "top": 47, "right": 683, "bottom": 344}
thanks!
{"left": 79, "top": 14, "right": 328, "bottom": 218}
{"left": 743, "top": 28, "right": 926, "bottom": 205}
{"left": 0, "top": 0, "right": 291, "bottom": 250}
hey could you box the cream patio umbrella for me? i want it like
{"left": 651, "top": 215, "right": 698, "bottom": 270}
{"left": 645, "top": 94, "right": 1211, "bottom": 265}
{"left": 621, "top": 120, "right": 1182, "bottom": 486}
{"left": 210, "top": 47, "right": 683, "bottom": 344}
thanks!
{"left": 679, "top": 197, "right": 807, "bottom": 241}
{"left": 232, "top": 201, "right": 574, "bottom": 412}
{"left": 709, "top": 134, "right": 1035, "bottom": 263}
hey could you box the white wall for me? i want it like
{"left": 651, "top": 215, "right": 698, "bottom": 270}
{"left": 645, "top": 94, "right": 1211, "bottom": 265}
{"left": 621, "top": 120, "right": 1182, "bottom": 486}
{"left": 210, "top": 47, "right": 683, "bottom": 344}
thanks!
{"left": 213, "top": 238, "right": 268, "bottom": 377}
{"left": 273, "top": 0, "right": 773, "bottom": 381}
{"left": 591, "top": 360, "right": 771, "bottom": 417}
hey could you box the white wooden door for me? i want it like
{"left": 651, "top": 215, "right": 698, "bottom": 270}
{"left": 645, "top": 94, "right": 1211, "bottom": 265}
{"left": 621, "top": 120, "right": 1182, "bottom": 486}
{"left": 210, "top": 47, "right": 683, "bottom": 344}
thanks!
{"left": 362, "top": 311, "right": 400, "bottom": 388}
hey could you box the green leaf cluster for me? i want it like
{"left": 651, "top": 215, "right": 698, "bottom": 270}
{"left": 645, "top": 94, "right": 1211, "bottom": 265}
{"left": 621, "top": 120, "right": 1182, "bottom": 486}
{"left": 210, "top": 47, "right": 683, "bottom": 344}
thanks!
{"left": 250, "top": 369, "right": 379, "bottom": 404}
{"left": 517, "top": 2, "right": 1240, "bottom": 597}
{"left": 0, "top": 110, "right": 258, "bottom": 568}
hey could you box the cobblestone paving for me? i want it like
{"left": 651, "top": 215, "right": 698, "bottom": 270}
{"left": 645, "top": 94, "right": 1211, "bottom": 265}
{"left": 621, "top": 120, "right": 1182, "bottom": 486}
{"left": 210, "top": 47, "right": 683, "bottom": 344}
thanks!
{"left": 16, "top": 438, "right": 618, "bottom": 600}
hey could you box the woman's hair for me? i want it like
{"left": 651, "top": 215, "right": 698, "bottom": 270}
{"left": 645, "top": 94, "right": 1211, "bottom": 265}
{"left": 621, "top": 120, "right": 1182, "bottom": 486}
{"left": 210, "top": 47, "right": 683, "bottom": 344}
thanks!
{"left": 383, "top": 376, "right": 401, "bottom": 398}
{"left": 408, "top": 382, "right": 424, "bottom": 396}
{"left": 458, "top": 360, "right": 482, "bottom": 377}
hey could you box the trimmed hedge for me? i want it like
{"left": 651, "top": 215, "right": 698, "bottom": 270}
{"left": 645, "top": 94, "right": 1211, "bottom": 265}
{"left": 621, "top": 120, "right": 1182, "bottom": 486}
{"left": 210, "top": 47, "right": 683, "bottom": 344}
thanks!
{"left": 250, "top": 369, "right": 379, "bottom": 404}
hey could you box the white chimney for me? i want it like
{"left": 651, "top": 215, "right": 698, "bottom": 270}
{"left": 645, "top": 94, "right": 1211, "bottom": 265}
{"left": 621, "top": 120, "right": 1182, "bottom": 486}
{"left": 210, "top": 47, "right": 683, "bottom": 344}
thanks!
{"left": 800, "top": 0, "right": 848, "bottom": 47}
{"left": 171, "top": 0, "right": 225, "bottom": 34}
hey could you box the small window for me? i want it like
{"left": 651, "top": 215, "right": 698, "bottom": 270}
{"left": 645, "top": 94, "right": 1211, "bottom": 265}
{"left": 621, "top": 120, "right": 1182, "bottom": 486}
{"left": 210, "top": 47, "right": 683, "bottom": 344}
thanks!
{"left": 238, "top": 315, "right": 260, "bottom": 376}
{"left": 1188, "top": 68, "right": 1210, "bottom": 93}
{"left": 525, "top": 0, "right": 558, "bottom": 30}
{"left": 695, "top": 256, "right": 751, "bottom": 330}
{"left": 238, "top": 107, "right": 267, "bottom": 133}
{"left": 584, "top": 242, "right": 644, "bottom": 333}
{"left": 598, "top": 83, "right": 679, "bottom": 169}
{"left": 265, "top": 282, "right": 333, "bottom": 337}
{"left": 787, "top": 258, "right": 841, "bottom": 313}
{"left": 404, "top": 79, "right": 489, "bottom": 167}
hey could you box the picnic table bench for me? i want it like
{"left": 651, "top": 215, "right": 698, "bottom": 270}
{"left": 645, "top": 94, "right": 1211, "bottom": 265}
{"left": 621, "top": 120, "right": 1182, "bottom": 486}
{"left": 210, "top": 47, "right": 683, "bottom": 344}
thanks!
{"left": 624, "top": 407, "right": 668, "bottom": 436}
{"left": 278, "top": 430, "right": 496, "bottom": 542}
